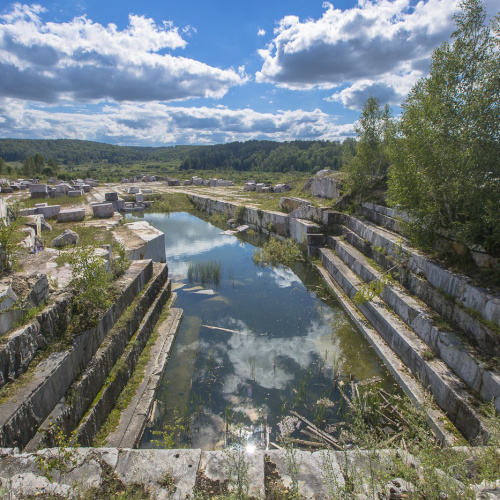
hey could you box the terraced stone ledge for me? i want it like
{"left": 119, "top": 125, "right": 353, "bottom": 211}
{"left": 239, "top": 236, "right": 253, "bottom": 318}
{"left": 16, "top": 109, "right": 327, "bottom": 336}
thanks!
{"left": 0, "top": 260, "right": 153, "bottom": 450}
{"left": 329, "top": 236, "right": 500, "bottom": 413}
{"left": 26, "top": 263, "right": 170, "bottom": 451}
{"left": 74, "top": 274, "right": 172, "bottom": 446}
{"left": 337, "top": 213, "right": 500, "bottom": 329}
{"left": 338, "top": 223, "right": 500, "bottom": 358}
{"left": 320, "top": 248, "right": 490, "bottom": 443}
{"left": 106, "top": 306, "right": 183, "bottom": 449}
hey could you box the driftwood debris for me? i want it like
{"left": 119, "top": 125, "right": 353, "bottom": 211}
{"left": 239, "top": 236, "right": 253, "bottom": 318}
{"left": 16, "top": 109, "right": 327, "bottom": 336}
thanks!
{"left": 291, "top": 411, "right": 341, "bottom": 449}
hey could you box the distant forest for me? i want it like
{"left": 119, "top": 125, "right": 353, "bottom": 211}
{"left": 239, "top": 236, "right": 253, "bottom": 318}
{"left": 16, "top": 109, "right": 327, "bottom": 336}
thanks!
{"left": 0, "top": 138, "right": 354, "bottom": 173}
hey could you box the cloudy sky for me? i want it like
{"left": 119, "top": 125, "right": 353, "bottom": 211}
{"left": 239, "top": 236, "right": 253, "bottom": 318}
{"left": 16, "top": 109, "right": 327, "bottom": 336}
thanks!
{"left": 0, "top": 0, "right": 495, "bottom": 146}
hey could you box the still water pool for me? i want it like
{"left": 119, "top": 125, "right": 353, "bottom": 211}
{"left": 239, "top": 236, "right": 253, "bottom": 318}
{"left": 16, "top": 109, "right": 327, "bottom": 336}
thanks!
{"left": 137, "top": 211, "right": 395, "bottom": 450}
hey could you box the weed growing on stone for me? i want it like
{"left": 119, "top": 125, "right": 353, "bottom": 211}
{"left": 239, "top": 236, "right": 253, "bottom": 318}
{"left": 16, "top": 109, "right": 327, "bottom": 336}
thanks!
{"left": 223, "top": 438, "right": 251, "bottom": 499}
{"left": 277, "top": 416, "right": 301, "bottom": 499}
{"left": 206, "top": 211, "right": 229, "bottom": 227}
{"left": 93, "top": 305, "right": 172, "bottom": 447}
{"left": 36, "top": 425, "right": 80, "bottom": 484}
{"left": 473, "top": 399, "right": 500, "bottom": 482}
{"left": 236, "top": 205, "right": 246, "bottom": 222}
{"left": 157, "top": 471, "right": 177, "bottom": 496}
{"left": 110, "top": 241, "right": 130, "bottom": 279}
{"left": 353, "top": 273, "right": 391, "bottom": 305}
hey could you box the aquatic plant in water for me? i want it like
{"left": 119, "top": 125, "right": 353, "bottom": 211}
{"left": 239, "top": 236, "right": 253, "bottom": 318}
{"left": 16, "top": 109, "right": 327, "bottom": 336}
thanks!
{"left": 187, "top": 259, "right": 222, "bottom": 286}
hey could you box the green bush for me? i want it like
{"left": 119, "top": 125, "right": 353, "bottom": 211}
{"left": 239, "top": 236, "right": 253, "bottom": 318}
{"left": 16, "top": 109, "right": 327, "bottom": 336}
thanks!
{"left": 253, "top": 238, "right": 303, "bottom": 268}
{"left": 68, "top": 246, "right": 112, "bottom": 328}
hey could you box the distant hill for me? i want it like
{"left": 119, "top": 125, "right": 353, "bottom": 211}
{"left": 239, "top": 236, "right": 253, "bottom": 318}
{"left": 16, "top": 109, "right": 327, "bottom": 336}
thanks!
{"left": 0, "top": 138, "right": 352, "bottom": 173}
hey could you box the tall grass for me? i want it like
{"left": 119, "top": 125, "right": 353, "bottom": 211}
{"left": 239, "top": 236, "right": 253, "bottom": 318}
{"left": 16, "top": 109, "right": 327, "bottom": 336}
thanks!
{"left": 187, "top": 259, "right": 222, "bottom": 286}
{"left": 145, "top": 192, "right": 194, "bottom": 213}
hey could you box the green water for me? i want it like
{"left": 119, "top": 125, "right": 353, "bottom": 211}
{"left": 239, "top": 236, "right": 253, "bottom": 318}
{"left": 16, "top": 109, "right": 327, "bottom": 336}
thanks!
{"left": 137, "top": 211, "right": 396, "bottom": 450}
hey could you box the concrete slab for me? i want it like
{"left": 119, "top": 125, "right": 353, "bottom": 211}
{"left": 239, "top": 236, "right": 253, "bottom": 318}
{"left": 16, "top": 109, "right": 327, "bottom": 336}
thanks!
{"left": 35, "top": 205, "right": 60, "bottom": 219}
{"left": 92, "top": 203, "right": 115, "bottom": 218}
{"left": 115, "top": 449, "right": 201, "bottom": 500}
{"left": 199, "top": 450, "right": 265, "bottom": 499}
{"left": 116, "top": 221, "right": 166, "bottom": 262}
{"left": 266, "top": 450, "right": 331, "bottom": 499}
{"left": 29, "top": 184, "right": 48, "bottom": 196}
{"left": 105, "top": 192, "right": 118, "bottom": 202}
{"left": 57, "top": 208, "right": 85, "bottom": 223}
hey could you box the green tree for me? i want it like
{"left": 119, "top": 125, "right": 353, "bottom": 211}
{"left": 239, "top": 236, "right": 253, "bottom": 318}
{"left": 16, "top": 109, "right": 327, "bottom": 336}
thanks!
{"left": 34, "top": 153, "right": 45, "bottom": 174}
{"left": 342, "top": 97, "right": 393, "bottom": 198}
{"left": 388, "top": 0, "right": 500, "bottom": 253}
{"left": 0, "top": 157, "right": 4, "bottom": 175}
{"left": 22, "top": 156, "right": 35, "bottom": 177}
{"left": 48, "top": 158, "right": 59, "bottom": 171}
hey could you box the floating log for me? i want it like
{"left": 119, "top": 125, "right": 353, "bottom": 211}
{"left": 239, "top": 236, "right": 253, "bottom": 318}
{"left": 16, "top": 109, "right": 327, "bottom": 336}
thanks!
{"left": 358, "top": 376, "right": 383, "bottom": 387}
{"left": 202, "top": 325, "right": 246, "bottom": 335}
{"left": 289, "top": 438, "right": 327, "bottom": 449}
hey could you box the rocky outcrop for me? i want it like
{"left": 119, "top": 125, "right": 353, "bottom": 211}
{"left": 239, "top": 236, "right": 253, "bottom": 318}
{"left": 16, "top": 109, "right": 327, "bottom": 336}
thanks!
{"left": 51, "top": 230, "right": 79, "bottom": 248}
{"left": 304, "top": 175, "right": 341, "bottom": 199}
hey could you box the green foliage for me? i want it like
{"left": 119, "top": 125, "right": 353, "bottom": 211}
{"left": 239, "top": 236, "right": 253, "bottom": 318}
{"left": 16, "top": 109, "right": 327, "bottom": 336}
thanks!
{"left": 387, "top": 0, "right": 500, "bottom": 254}
{"left": 474, "top": 400, "right": 500, "bottom": 481}
{"left": 34, "top": 153, "right": 45, "bottom": 174}
{"left": 179, "top": 139, "right": 346, "bottom": 172}
{"left": 0, "top": 138, "right": 350, "bottom": 177}
{"left": 22, "top": 155, "right": 35, "bottom": 176}
{"left": 342, "top": 97, "right": 393, "bottom": 198}
{"left": 235, "top": 205, "right": 246, "bottom": 221}
{"left": 151, "top": 406, "right": 190, "bottom": 449}
{"left": 0, "top": 216, "right": 24, "bottom": 272}
{"left": 252, "top": 237, "right": 303, "bottom": 268}
{"left": 207, "top": 212, "right": 229, "bottom": 226}
{"left": 67, "top": 245, "right": 111, "bottom": 327}
{"left": 353, "top": 273, "right": 391, "bottom": 305}
{"left": 221, "top": 437, "right": 251, "bottom": 499}
{"left": 110, "top": 242, "right": 130, "bottom": 279}
{"left": 145, "top": 192, "right": 194, "bottom": 213}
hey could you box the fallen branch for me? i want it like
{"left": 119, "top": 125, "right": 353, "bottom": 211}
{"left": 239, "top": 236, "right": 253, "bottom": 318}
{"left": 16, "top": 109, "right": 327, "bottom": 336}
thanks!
{"left": 289, "top": 438, "right": 328, "bottom": 449}
{"left": 290, "top": 411, "right": 341, "bottom": 449}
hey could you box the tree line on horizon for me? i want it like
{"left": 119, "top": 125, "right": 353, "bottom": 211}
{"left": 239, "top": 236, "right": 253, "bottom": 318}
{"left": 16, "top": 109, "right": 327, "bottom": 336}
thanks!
{"left": 0, "top": 138, "right": 352, "bottom": 175}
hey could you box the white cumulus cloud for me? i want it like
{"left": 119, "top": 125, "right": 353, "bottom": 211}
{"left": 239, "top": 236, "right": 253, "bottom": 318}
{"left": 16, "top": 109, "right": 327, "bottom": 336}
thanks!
{"left": 0, "top": 98, "right": 355, "bottom": 144}
{"left": 256, "top": 0, "right": 464, "bottom": 108}
{"left": 0, "top": 3, "right": 245, "bottom": 103}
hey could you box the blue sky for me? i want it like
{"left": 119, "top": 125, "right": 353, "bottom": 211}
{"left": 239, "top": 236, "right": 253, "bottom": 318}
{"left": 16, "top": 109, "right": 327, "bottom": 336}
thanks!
{"left": 0, "top": 0, "right": 495, "bottom": 146}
